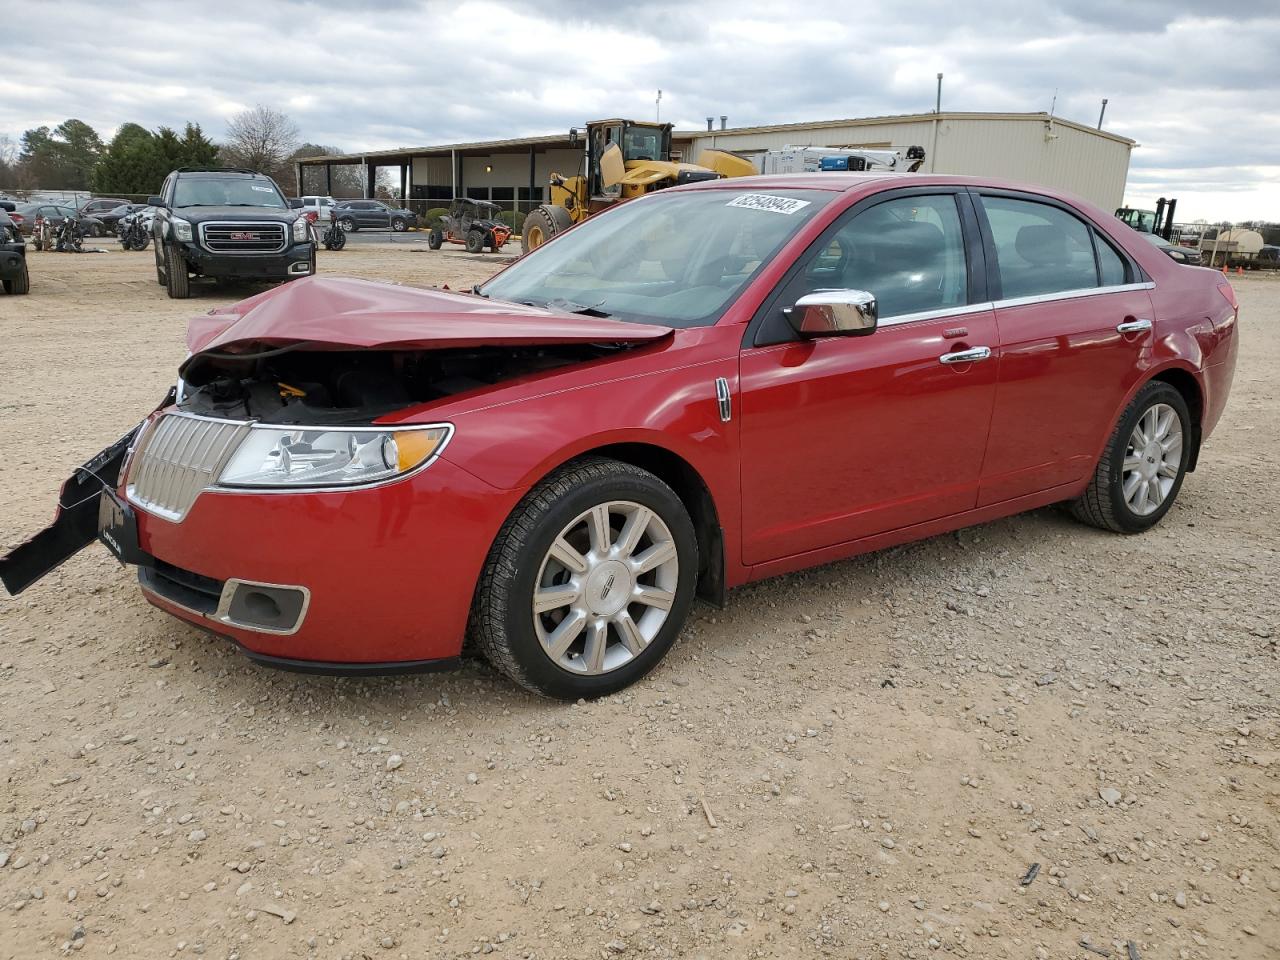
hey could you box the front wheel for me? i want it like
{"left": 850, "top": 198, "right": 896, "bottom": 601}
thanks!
{"left": 471, "top": 457, "right": 698, "bottom": 700}
{"left": 339, "top": 217, "right": 357, "bottom": 233}
{"left": 427, "top": 228, "right": 443, "bottom": 250}
{"left": 390, "top": 217, "right": 408, "bottom": 232}
{"left": 164, "top": 243, "right": 191, "bottom": 299}
{"left": 2, "top": 259, "right": 29, "bottom": 294}
{"left": 1070, "top": 381, "right": 1192, "bottom": 533}
{"left": 324, "top": 228, "right": 346, "bottom": 251}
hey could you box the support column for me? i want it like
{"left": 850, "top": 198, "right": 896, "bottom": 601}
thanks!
{"left": 365, "top": 160, "right": 375, "bottom": 199}
{"left": 325, "top": 163, "right": 332, "bottom": 196}
{"left": 529, "top": 147, "right": 536, "bottom": 210}
{"left": 293, "top": 162, "right": 302, "bottom": 198}
{"left": 400, "top": 163, "right": 408, "bottom": 203}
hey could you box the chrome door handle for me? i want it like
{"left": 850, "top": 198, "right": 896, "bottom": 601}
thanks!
{"left": 1116, "top": 318, "right": 1153, "bottom": 334}
{"left": 938, "top": 346, "right": 992, "bottom": 364}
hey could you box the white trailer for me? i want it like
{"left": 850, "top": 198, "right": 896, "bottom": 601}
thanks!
{"left": 757, "top": 144, "right": 926, "bottom": 175}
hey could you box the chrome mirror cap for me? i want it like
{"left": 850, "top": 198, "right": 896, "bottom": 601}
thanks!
{"left": 788, "top": 289, "right": 878, "bottom": 338}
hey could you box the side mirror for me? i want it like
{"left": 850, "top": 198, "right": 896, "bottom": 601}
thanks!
{"left": 569, "top": 127, "right": 579, "bottom": 146}
{"left": 147, "top": 195, "right": 166, "bottom": 207}
{"left": 0, "top": 201, "right": 14, "bottom": 212}
{"left": 786, "top": 289, "right": 878, "bottom": 338}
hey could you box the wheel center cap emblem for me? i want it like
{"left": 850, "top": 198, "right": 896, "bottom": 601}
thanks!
{"left": 585, "top": 561, "right": 631, "bottom": 617}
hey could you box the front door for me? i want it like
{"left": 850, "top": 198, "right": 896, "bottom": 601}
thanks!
{"left": 972, "top": 192, "right": 1154, "bottom": 505}
{"left": 739, "top": 191, "right": 999, "bottom": 565}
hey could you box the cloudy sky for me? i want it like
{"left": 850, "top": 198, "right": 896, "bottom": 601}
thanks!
{"left": 3, "top": 0, "right": 1276, "bottom": 221}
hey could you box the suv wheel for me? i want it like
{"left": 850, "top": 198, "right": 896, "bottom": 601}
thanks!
{"left": 2, "top": 259, "right": 29, "bottom": 295}
{"left": 339, "top": 217, "right": 357, "bottom": 232}
{"left": 465, "top": 230, "right": 485, "bottom": 253}
{"left": 391, "top": 217, "right": 408, "bottom": 232}
{"left": 1071, "top": 381, "right": 1191, "bottom": 533}
{"left": 471, "top": 457, "right": 698, "bottom": 700}
{"left": 164, "top": 243, "right": 191, "bottom": 299}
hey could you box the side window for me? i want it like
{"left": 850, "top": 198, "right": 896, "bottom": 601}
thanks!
{"left": 1094, "top": 231, "right": 1129, "bottom": 286}
{"left": 784, "top": 194, "right": 969, "bottom": 321}
{"left": 980, "top": 196, "right": 1098, "bottom": 298}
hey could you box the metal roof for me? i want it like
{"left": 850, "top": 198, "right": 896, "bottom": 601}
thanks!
{"left": 294, "top": 111, "right": 1135, "bottom": 167}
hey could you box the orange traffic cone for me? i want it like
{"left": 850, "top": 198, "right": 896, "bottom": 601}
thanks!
{"left": 1222, "top": 265, "right": 1228, "bottom": 275}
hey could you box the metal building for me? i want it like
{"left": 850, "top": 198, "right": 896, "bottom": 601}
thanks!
{"left": 294, "top": 111, "right": 1135, "bottom": 214}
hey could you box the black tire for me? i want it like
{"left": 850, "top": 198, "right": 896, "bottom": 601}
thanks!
{"left": 325, "top": 228, "right": 346, "bottom": 251}
{"left": 470, "top": 457, "right": 698, "bottom": 700}
{"left": 2, "top": 259, "right": 29, "bottom": 294}
{"left": 520, "top": 204, "right": 573, "bottom": 254}
{"left": 339, "top": 217, "right": 357, "bottom": 232}
{"left": 164, "top": 243, "right": 191, "bottom": 299}
{"left": 391, "top": 216, "right": 408, "bottom": 232}
{"left": 87, "top": 222, "right": 101, "bottom": 238}
{"left": 465, "top": 230, "right": 484, "bottom": 254}
{"left": 1070, "top": 381, "right": 1192, "bottom": 534}
{"left": 427, "top": 228, "right": 443, "bottom": 250}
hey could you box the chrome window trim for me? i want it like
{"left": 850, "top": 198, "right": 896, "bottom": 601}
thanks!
{"left": 874, "top": 281, "right": 1156, "bottom": 329}
{"left": 214, "top": 578, "right": 312, "bottom": 636}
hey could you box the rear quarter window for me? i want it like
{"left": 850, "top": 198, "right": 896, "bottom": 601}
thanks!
{"left": 981, "top": 196, "right": 1099, "bottom": 298}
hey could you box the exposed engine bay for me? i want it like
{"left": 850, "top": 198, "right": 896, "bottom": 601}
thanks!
{"left": 178, "top": 342, "right": 634, "bottom": 424}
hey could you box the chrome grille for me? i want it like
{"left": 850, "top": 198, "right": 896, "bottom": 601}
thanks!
{"left": 126, "top": 414, "right": 251, "bottom": 521}
{"left": 199, "top": 221, "right": 287, "bottom": 253}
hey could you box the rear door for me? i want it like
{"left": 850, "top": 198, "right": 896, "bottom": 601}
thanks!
{"left": 739, "top": 189, "right": 999, "bottom": 564}
{"left": 973, "top": 191, "right": 1153, "bottom": 505}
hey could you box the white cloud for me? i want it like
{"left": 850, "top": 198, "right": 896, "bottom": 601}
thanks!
{"left": 1, "top": 0, "right": 1276, "bottom": 220}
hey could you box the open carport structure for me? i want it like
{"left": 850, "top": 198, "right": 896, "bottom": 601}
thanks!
{"left": 293, "top": 132, "right": 584, "bottom": 212}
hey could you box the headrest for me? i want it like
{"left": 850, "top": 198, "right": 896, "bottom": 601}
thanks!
{"left": 1015, "top": 224, "right": 1067, "bottom": 266}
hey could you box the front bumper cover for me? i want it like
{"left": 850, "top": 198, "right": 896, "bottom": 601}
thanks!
{"left": 177, "top": 240, "right": 314, "bottom": 280}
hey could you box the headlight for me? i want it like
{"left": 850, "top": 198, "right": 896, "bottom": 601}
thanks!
{"left": 1170, "top": 251, "right": 1186, "bottom": 261}
{"left": 217, "top": 424, "right": 451, "bottom": 489}
{"left": 292, "top": 217, "right": 309, "bottom": 242}
{"left": 171, "top": 217, "right": 193, "bottom": 242}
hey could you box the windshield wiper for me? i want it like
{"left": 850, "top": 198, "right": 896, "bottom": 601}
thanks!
{"left": 545, "top": 297, "right": 612, "bottom": 318}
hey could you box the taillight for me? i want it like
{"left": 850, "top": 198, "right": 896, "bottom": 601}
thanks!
{"left": 9, "top": 213, "right": 23, "bottom": 224}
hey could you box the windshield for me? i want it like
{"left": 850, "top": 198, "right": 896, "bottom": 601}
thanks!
{"left": 1142, "top": 233, "right": 1171, "bottom": 249}
{"left": 173, "top": 177, "right": 286, "bottom": 208}
{"left": 483, "top": 188, "right": 832, "bottom": 327}
{"left": 622, "top": 125, "right": 665, "bottom": 161}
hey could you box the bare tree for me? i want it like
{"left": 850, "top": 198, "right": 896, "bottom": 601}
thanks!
{"left": 222, "top": 105, "right": 299, "bottom": 181}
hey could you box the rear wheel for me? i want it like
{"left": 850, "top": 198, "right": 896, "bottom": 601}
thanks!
{"left": 465, "top": 230, "right": 484, "bottom": 253}
{"left": 427, "top": 228, "right": 443, "bottom": 250}
{"left": 471, "top": 457, "right": 698, "bottom": 700}
{"left": 164, "top": 243, "right": 191, "bottom": 299}
{"left": 1070, "top": 381, "right": 1191, "bottom": 533}
{"left": 2, "top": 259, "right": 29, "bottom": 294}
{"left": 391, "top": 216, "right": 408, "bottom": 232}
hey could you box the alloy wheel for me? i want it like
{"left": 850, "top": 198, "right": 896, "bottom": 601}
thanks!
{"left": 532, "top": 500, "right": 679, "bottom": 675}
{"left": 1122, "top": 402, "right": 1182, "bottom": 516}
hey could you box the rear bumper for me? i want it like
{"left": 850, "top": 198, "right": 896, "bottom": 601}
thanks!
{"left": 178, "top": 240, "right": 314, "bottom": 279}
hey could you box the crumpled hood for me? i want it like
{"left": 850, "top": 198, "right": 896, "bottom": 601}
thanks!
{"left": 184, "top": 276, "right": 672, "bottom": 363}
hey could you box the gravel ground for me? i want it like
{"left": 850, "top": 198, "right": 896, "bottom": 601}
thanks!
{"left": 1, "top": 246, "right": 1277, "bottom": 960}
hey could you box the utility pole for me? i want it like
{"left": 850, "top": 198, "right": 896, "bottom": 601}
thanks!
{"left": 655, "top": 89, "right": 662, "bottom": 123}
{"left": 1097, "top": 98, "right": 1109, "bottom": 129}
{"left": 935, "top": 73, "right": 943, "bottom": 113}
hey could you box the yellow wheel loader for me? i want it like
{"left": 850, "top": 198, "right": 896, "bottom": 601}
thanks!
{"left": 520, "top": 119, "right": 756, "bottom": 253}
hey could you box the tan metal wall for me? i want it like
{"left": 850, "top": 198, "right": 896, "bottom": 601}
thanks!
{"left": 684, "top": 116, "right": 1132, "bottom": 210}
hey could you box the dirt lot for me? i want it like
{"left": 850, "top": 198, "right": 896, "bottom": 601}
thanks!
{"left": 1, "top": 246, "right": 1277, "bottom": 960}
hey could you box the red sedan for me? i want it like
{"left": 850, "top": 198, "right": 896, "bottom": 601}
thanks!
{"left": 1, "top": 174, "right": 1239, "bottom": 699}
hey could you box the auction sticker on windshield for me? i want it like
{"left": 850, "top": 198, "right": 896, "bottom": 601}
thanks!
{"left": 726, "top": 194, "right": 812, "bottom": 215}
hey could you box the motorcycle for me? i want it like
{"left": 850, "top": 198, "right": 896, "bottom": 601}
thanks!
{"left": 52, "top": 215, "right": 84, "bottom": 253}
{"left": 31, "top": 216, "right": 53, "bottom": 252}
{"left": 118, "top": 207, "right": 152, "bottom": 251}
{"left": 313, "top": 210, "right": 345, "bottom": 251}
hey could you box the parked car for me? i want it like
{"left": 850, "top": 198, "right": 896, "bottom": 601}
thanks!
{"left": 0, "top": 174, "right": 1239, "bottom": 700}
{"left": 296, "top": 195, "right": 337, "bottom": 224}
{"left": 148, "top": 167, "right": 315, "bottom": 298}
{"left": 1142, "top": 231, "right": 1202, "bottom": 265}
{"left": 17, "top": 202, "right": 105, "bottom": 239}
{"left": 0, "top": 201, "right": 30, "bottom": 294}
{"left": 98, "top": 202, "right": 149, "bottom": 235}
{"left": 78, "top": 197, "right": 131, "bottom": 223}
{"left": 332, "top": 199, "right": 417, "bottom": 232}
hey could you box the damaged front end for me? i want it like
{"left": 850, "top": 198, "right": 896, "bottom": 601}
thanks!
{"left": 1, "top": 276, "right": 673, "bottom": 599}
